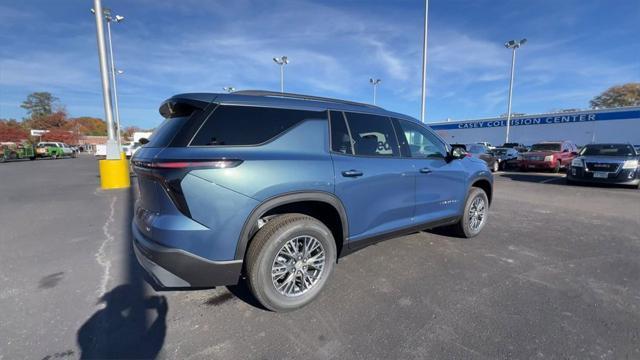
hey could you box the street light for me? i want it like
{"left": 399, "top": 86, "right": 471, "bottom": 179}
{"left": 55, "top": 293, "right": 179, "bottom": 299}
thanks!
{"left": 91, "top": 7, "right": 125, "bottom": 148}
{"left": 503, "top": 38, "right": 527, "bottom": 144}
{"left": 420, "top": 0, "right": 429, "bottom": 123}
{"left": 273, "top": 56, "right": 289, "bottom": 93}
{"left": 223, "top": 86, "right": 236, "bottom": 93}
{"left": 369, "top": 78, "right": 381, "bottom": 105}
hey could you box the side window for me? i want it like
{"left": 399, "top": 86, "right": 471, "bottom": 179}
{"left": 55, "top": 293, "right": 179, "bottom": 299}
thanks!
{"left": 191, "top": 105, "right": 326, "bottom": 146}
{"left": 344, "top": 112, "right": 399, "bottom": 157}
{"left": 396, "top": 119, "right": 446, "bottom": 159}
{"left": 330, "top": 111, "right": 353, "bottom": 155}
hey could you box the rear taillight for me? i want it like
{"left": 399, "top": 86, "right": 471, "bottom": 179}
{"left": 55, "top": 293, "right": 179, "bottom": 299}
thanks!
{"left": 134, "top": 159, "right": 242, "bottom": 169}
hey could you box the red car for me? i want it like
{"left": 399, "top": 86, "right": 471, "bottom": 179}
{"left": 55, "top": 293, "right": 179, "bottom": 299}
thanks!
{"left": 519, "top": 141, "right": 578, "bottom": 173}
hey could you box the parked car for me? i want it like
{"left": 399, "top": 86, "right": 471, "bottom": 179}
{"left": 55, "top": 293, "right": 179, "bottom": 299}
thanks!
{"left": 567, "top": 143, "right": 639, "bottom": 188}
{"left": 518, "top": 140, "right": 577, "bottom": 173}
{"left": 1, "top": 142, "right": 36, "bottom": 162}
{"left": 502, "top": 142, "right": 528, "bottom": 153}
{"left": 131, "top": 90, "right": 493, "bottom": 312}
{"left": 36, "top": 142, "right": 75, "bottom": 159}
{"left": 491, "top": 147, "right": 519, "bottom": 170}
{"left": 123, "top": 142, "right": 143, "bottom": 158}
{"left": 466, "top": 144, "right": 499, "bottom": 172}
{"left": 477, "top": 141, "right": 494, "bottom": 149}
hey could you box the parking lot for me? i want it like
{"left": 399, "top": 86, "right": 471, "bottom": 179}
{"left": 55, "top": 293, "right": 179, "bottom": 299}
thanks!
{"left": 1, "top": 155, "right": 639, "bottom": 359}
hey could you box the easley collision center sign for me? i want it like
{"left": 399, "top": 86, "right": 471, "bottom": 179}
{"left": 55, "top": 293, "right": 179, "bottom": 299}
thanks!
{"left": 429, "top": 110, "right": 640, "bottom": 130}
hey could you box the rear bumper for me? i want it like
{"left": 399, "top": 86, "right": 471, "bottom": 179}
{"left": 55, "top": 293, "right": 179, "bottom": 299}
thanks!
{"left": 132, "top": 223, "right": 243, "bottom": 288}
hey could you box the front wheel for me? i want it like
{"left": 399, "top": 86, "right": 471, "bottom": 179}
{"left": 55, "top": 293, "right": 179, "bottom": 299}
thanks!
{"left": 51, "top": 154, "right": 57, "bottom": 160}
{"left": 246, "top": 214, "right": 336, "bottom": 312}
{"left": 451, "top": 187, "right": 489, "bottom": 238}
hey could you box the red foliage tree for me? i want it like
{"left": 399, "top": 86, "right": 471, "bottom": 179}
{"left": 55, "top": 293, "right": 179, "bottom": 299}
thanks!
{"left": 41, "top": 129, "right": 78, "bottom": 144}
{"left": 0, "top": 121, "right": 30, "bottom": 142}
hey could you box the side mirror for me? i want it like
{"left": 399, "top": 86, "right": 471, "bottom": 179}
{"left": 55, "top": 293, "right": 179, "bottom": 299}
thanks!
{"left": 571, "top": 151, "right": 578, "bottom": 156}
{"left": 139, "top": 138, "right": 149, "bottom": 145}
{"left": 448, "top": 147, "right": 466, "bottom": 161}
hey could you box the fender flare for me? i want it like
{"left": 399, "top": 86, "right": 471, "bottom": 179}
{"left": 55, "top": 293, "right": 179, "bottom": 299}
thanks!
{"left": 234, "top": 191, "right": 349, "bottom": 260}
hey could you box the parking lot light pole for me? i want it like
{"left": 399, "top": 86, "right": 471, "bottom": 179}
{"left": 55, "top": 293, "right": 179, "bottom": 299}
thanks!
{"left": 105, "top": 12, "right": 124, "bottom": 148}
{"left": 273, "top": 56, "right": 289, "bottom": 93}
{"left": 93, "top": 0, "right": 130, "bottom": 189}
{"left": 223, "top": 86, "right": 236, "bottom": 93}
{"left": 504, "top": 38, "right": 527, "bottom": 144}
{"left": 420, "top": 0, "right": 429, "bottom": 123}
{"left": 369, "top": 78, "right": 381, "bottom": 105}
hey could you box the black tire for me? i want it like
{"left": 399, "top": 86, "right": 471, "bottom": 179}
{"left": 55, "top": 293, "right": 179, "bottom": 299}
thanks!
{"left": 29, "top": 156, "right": 36, "bottom": 161}
{"left": 51, "top": 154, "right": 57, "bottom": 160}
{"left": 246, "top": 213, "right": 336, "bottom": 312}
{"left": 451, "top": 187, "right": 489, "bottom": 238}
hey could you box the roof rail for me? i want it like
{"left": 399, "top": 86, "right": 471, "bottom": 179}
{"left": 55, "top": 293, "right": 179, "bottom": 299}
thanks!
{"left": 231, "top": 90, "right": 381, "bottom": 109}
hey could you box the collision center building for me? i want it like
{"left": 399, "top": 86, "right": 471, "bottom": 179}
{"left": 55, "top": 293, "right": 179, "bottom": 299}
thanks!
{"left": 429, "top": 106, "right": 640, "bottom": 146}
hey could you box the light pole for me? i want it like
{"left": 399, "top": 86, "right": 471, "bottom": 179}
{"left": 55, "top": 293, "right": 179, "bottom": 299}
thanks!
{"left": 91, "top": 0, "right": 118, "bottom": 160}
{"left": 420, "top": 0, "right": 429, "bottom": 123}
{"left": 223, "top": 86, "right": 236, "bottom": 93}
{"left": 105, "top": 11, "right": 124, "bottom": 148}
{"left": 273, "top": 56, "right": 289, "bottom": 93}
{"left": 369, "top": 78, "right": 381, "bottom": 105}
{"left": 504, "top": 38, "right": 527, "bottom": 144}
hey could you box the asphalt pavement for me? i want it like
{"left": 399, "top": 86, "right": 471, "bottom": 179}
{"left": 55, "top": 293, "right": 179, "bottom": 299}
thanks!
{"left": 1, "top": 155, "right": 639, "bottom": 359}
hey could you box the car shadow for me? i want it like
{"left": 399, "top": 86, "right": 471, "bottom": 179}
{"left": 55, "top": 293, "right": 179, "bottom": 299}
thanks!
{"left": 76, "top": 186, "right": 168, "bottom": 359}
{"left": 497, "top": 171, "right": 566, "bottom": 184}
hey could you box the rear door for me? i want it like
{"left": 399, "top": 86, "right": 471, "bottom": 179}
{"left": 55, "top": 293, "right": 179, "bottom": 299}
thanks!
{"left": 330, "top": 111, "right": 415, "bottom": 245}
{"left": 394, "top": 119, "right": 467, "bottom": 223}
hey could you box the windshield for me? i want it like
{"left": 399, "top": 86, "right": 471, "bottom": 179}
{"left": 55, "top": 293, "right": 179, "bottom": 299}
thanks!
{"left": 492, "top": 149, "right": 507, "bottom": 155}
{"left": 580, "top": 144, "right": 636, "bottom": 156}
{"left": 531, "top": 143, "right": 561, "bottom": 152}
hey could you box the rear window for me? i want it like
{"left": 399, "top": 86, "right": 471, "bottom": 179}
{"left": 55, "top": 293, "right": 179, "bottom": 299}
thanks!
{"left": 581, "top": 144, "right": 636, "bottom": 156}
{"left": 145, "top": 116, "right": 194, "bottom": 148}
{"left": 191, "top": 105, "right": 326, "bottom": 146}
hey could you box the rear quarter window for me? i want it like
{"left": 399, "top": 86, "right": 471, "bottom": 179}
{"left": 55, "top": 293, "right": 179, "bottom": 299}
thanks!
{"left": 190, "top": 105, "right": 327, "bottom": 146}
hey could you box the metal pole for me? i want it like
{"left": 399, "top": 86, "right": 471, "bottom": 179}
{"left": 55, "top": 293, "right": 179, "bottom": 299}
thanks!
{"left": 419, "top": 0, "right": 429, "bottom": 123}
{"left": 280, "top": 64, "right": 284, "bottom": 93}
{"left": 93, "top": 0, "right": 118, "bottom": 160}
{"left": 106, "top": 19, "right": 122, "bottom": 149}
{"left": 505, "top": 47, "right": 516, "bottom": 144}
{"left": 373, "top": 84, "right": 377, "bottom": 105}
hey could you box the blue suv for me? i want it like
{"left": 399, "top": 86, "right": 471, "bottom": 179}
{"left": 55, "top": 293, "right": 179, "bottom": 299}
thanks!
{"left": 132, "top": 91, "right": 493, "bottom": 311}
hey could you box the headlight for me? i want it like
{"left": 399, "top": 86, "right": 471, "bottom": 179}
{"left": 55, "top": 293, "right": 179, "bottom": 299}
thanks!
{"left": 622, "top": 160, "right": 639, "bottom": 169}
{"left": 544, "top": 155, "right": 554, "bottom": 162}
{"left": 571, "top": 158, "right": 583, "bottom": 167}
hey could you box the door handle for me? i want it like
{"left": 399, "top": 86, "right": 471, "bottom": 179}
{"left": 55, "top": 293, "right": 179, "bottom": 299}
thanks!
{"left": 342, "top": 169, "right": 363, "bottom": 177}
{"left": 419, "top": 167, "right": 432, "bottom": 174}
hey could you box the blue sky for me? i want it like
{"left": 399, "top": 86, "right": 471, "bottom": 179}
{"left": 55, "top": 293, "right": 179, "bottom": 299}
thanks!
{"left": 0, "top": 0, "right": 638, "bottom": 129}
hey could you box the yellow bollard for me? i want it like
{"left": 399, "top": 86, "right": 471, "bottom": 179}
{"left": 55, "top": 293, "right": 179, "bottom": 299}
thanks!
{"left": 99, "top": 152, "right": 130, "bottom": 189}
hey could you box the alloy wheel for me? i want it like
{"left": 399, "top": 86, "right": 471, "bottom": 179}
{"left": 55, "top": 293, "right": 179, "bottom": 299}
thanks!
{"left": 271, "top": 235, "right": 325, "bottom": 297}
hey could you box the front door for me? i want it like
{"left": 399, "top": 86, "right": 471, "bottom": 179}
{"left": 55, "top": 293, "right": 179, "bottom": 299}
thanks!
{"left": 394, "top": 119, "right": 467, "bottom": 223}
{"left": 329, "top": 111, "right": 415, "bottom": 245}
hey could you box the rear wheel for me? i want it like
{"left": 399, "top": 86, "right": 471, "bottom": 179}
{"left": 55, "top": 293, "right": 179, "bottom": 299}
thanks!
{"left": 451, "top": 187, "right": 489, "bottom": 238}
{"left": 246, "top": 213, "right": 336, "bottom": 312}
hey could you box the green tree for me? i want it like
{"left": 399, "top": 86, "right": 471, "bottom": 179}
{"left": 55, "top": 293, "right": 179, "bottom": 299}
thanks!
{"left": 590, "top": 83, "right": 640, "bottom": 109}
{"left": 20, "top": 92, "right": 59, "bottom": 118}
